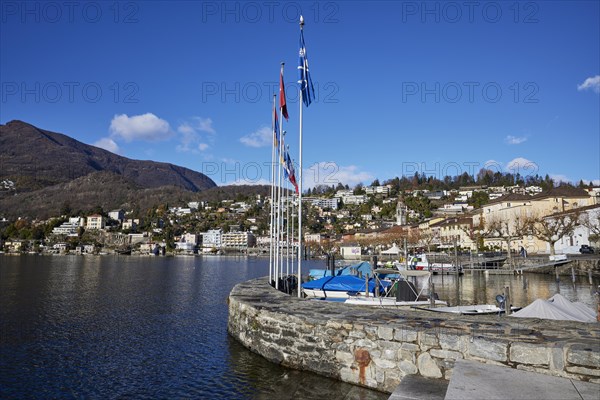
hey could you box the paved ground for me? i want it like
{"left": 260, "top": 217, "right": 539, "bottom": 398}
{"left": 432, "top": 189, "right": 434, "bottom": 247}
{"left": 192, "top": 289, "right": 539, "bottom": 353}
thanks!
{"left": 388, "top": 360, "right": 600, "bottom": 400}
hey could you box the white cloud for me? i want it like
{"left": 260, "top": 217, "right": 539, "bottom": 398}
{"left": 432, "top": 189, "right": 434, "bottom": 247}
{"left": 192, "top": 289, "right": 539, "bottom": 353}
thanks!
{"left": 109, "top": 113, "right": 172, "bottom": 142}
{"left": 304, "top": 162, "right": 373, "bottom": 188}
{"left": 94, "top": 137, "right": 120, "bottom": 154}
{"left": 240, "top": 126, "right": 272, "bottom": 148}
{"left": 505, "top": 135, "right": 527, "bottom": 145}
{"left": 194, "top": 117, "right": 216, "bottom": 134}
{"left": 577, "top": 75, "right": 600, "bottom": 93}
{"left": 505, "top": 157, "right": 538, "bottom": 175}
{"left": 176, "top": 117, "right": 215, "bottom": 153}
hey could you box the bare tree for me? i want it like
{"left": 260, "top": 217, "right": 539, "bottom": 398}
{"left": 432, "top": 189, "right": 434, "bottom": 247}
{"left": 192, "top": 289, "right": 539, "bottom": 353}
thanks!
{"left": 482, "top": 213, "right": 533, "bottom": 267}
{"left": 579, "top": 210, "right": 600, "bottom": 244}
{"left": 531, "top": 210, "right": 580, "bottom": 255}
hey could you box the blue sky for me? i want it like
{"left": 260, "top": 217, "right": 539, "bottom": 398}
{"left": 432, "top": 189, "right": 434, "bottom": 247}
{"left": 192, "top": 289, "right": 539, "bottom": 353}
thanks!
{"left": 1, "top": 1, "right": 599, "bottom": 188}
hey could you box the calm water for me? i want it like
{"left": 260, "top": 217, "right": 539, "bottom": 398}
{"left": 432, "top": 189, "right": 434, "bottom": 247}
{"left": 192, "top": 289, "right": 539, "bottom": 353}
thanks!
{"left": 0, "top": 255, "right": 386, "bottom": 400}
{"left": 1, "top": 256, "right": 597, "bottom": 399}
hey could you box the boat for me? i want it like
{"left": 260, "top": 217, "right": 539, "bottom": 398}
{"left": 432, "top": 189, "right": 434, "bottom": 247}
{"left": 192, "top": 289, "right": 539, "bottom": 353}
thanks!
{"left": 417, "top": 304, "right": 522, "bottom": 315}
{"left": 301, "top": 275, "right": 390, "bottom": 299}
{"left": 308, "top": 261, "right": 374, "bottom": 280}
{"left": 408, "top": 253, "right": 463, "bottom": 274}
{"left": 344, "top": 269, "right": 447, "bottom": 308}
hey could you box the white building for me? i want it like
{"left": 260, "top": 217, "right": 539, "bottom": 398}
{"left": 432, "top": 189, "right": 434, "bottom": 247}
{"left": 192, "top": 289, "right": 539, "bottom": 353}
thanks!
{"left": 201, "top": 229, "right": 223, "bottom": 250}
{"left": 52, "top": 217, "right": 85, "bottom": 236}
{"left": 122, "top": 219, "right": 140, "bottom": 231}
{"left": 108, "top": 209, "right": 124, "bottom": 221}
{"left": 86, "top": 215, "right": 105, "bottom": 230}
{"left": 365, "top": 185, "right": 391, "bottom": 196}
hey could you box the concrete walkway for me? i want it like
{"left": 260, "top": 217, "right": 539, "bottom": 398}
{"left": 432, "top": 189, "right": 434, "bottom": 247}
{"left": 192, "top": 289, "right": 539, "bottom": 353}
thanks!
{"left": 445, "top": 359, "right": 599, "bottom": 400}
{"left": 389, "top": 360, "right": 600, "bottom": 400}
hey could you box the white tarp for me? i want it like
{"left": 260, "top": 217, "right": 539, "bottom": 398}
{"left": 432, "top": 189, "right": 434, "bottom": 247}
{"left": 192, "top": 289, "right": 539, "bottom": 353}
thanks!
{"left": 511, "top": 294, "right": 597, "bottom": 323}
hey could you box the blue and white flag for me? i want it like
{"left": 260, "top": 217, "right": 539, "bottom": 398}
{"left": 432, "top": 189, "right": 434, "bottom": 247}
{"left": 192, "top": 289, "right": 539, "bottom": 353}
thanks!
{"left": 298, "top": 28, "right": 315, "bottom": 107}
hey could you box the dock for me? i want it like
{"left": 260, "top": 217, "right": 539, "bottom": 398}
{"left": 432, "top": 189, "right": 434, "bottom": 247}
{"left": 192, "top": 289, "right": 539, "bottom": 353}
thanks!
{"left": 389, "top": 359, "right": 599, "bottom": 400}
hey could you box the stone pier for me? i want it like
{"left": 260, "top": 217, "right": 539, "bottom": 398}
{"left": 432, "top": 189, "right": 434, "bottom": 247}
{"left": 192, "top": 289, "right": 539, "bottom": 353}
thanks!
{"left": 228, "top": 278, "right": 600, "bottom": 394}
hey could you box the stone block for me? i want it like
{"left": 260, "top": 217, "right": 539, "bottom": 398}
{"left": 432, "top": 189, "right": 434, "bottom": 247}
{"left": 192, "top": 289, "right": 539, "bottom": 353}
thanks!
{"left": 355, "top": 338, "right": 376, "bottom": 349}
{"left": 382, "top": 348, "right": 397, "bottom": 361}
{"left": 378, "top": 326, "right": 394, "bottom": 341}
{"left": 439, "top": 331, "right": 467, "bottom": 352}
{"left": 566, "top": 365, "right": 600, "bottom": 377}
{"left": 340, "top": 366, "right": 359, "bottom": 384}
{"left": 550, "top": 346, "right": 565, "bottom": 372}
{"left": 373, "top": 357, "right": 397, "bottom": 369}
{"left": 566, "top": 343, "right": 600, "bottom": 368}
{"left": 417, "top": 353, "right": 443, "bottom": 378}
{"left": 394, "top": 327, "right": 418, "bottom": 343}
{"left": 418, "top": 331, "right": 439, "bottom": 351}
{"left": 468, "top": 338, "right": 507, "bottom": 362}
{"left": 510, "top": 343, "right": 551, "bottom": 366}
{"left": 399, "top": 360, "right": 418, "bottom": 375}
{"left": 430, "top": 348, "right": 463, "bottom": 360}
{"left": 335, "top": 351, "right": 354, "bottom": 366}
{"left": 349, "top": 330, "right": 366, "bottom": 339}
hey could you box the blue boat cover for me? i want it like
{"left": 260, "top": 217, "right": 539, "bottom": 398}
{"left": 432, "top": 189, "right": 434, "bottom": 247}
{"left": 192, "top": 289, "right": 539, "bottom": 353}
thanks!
{"left": 302, "top": 275, "right": 389, "bottom": 294}
{"left": 309, "top": 261, "right": 375, "bottom": 280}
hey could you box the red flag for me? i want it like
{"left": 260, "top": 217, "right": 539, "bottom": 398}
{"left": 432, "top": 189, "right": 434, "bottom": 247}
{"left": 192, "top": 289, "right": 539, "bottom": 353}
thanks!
{"left": 279, "top": 65, "right": 289, "bottom": 120}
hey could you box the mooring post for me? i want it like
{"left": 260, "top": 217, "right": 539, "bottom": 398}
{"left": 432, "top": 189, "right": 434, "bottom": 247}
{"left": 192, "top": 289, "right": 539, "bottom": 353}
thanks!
{"left": 365, "top": 275, "right": 369, "bottom": 298}
{"left": 589, "top": 270, "right": 593, "bottom": 285}
{"left": 555, "top": 266, "right": 560, "bottom": 282}
{"left": 571, "top": 267, "right": 576, "bottom": 283}
{"left": 505, "top": 286, "right": 512, "bottom": 315}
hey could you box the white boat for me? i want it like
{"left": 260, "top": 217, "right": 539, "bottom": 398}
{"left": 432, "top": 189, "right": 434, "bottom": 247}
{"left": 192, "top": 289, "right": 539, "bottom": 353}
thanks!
{"left": 344, "top": 269, "right": 447, "bottom": 308}
{"left": 301, "top": 275, "right": 390, "bottom": 299}
{"left": 408, "top": 253, "right": 463, "bottom": 274}
{"left": 418, "top": 304, "right": 522, "bottom": 315}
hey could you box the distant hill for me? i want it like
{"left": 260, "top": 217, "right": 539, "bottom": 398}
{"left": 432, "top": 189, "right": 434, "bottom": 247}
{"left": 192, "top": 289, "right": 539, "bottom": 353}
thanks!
{"left": 0, "top": 120, "right": 224, "bottom": 219}
{"left": 0, "top": 120, "right": 216, "bottom": 193}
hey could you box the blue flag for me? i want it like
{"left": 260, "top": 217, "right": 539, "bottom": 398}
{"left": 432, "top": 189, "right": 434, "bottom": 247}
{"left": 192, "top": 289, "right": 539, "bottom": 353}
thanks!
{"left": 298, "top": 28, "right": 315, "bottom": 107}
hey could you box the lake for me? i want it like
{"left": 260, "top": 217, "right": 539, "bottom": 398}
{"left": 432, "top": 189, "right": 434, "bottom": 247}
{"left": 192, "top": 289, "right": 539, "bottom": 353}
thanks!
{"left": 1, "top": 255, "right": 597, "bottom": 399}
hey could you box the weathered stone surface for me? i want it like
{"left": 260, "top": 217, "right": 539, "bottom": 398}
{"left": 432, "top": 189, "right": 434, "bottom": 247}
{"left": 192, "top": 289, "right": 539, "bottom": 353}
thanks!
{"left": 566, "top": 366, "right": 600, "bottom": 377}
{"left": 468, "top": 338, "right": 507, "bottom": 362}
{"left": 378, "top": 326, "right": 394, "bottom": 341}
{"left": 550, "top": 346, "right": 565, "bottom": 372}
{"left": 439, "top": 331, "right": 467, "bottom": 353}
{"left": 510, "top": 342, "right": 551, "bottom": 366}
{"left": 373, "top": 357, "right": 397, "bottom": 369}
{"left": 567, "top": 343, "right": 600, "bottom": 368}
{"left": 394, "top": 328, "right": 418, "bottom": 342}
{"left": 418, "top": 331, "right": 439, "bottom": 351}
{"left": 228, "top": 277, "right": 600, "bottom": 394}
{"left": 349, "top": 330, "right": 366, "bottom": 339}
{"left": 430, "top": 349, "right": 463, "bottom": 360}
{"left": 399, "top": 360, "right": 418, "bottom": 375}
{"left": 417, "top": 353, "right": 443, "bottom": 378}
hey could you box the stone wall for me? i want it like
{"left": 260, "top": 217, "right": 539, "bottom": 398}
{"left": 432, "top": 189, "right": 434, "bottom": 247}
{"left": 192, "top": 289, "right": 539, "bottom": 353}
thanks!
{"left": 228, "top": 278, "right": 600, "bottom": 393}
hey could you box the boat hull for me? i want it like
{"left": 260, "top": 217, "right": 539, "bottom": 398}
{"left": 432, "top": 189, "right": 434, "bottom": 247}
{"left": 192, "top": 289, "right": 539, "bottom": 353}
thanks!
{"left": 345, "top": 297, "right": 447, "bottom": 307}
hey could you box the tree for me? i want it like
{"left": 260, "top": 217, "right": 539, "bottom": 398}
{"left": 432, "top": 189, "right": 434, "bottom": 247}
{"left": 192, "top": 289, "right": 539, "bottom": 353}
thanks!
{"left": 579, "top": 210, "right": 600, "bottom": 245}
{"left": 371, "top": 179, "right": 380, "bottom": 187}
{"left": 531, "top": 211, "right": 580, "bottom": 255}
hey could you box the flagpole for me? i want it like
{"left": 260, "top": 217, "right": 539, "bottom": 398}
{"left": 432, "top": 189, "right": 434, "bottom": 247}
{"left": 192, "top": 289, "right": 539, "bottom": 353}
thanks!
{"left": 278, "top": 131, "right": 285, "bottom": 284}
{"left": 286, "top": 145, "right": 291, "bottom": 279}
{"left": 297, "top": 23, "right": 304, "bottom": 298}
{"left": 269, "top": 94, "right": 277, "bottom": 286}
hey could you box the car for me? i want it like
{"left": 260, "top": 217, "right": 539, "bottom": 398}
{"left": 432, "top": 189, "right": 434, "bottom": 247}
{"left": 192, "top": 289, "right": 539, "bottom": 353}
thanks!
{"left": 579, "top": 245, "right": 595, "bottom": 254}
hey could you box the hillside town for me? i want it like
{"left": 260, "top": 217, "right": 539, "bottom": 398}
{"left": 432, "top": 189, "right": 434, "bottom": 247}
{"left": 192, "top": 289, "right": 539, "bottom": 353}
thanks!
{"left": 1, "top": 179, "right": 599, "bottom": 258}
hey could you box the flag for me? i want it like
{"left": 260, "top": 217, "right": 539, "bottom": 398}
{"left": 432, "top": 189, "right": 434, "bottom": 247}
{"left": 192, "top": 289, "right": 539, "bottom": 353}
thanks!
{"left": 287, "top": 155, "right": 299, "bottom": 194}
{"left": 279, "top": 65, "right": 289, "bottom": 120}
{"left": 273, "top": 105, "right": 280, "bottom": 149}
{"left": 298, "top": 27, "right": 315, "bottom": 107}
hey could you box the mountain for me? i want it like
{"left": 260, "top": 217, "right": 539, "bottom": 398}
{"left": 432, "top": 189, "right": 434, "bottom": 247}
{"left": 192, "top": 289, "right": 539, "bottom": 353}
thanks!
{"left": 0, "top": 120, "right": 220, "bottom": 219}
{"left": 0, "top": 120, "right": 216, "bottom": 193}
